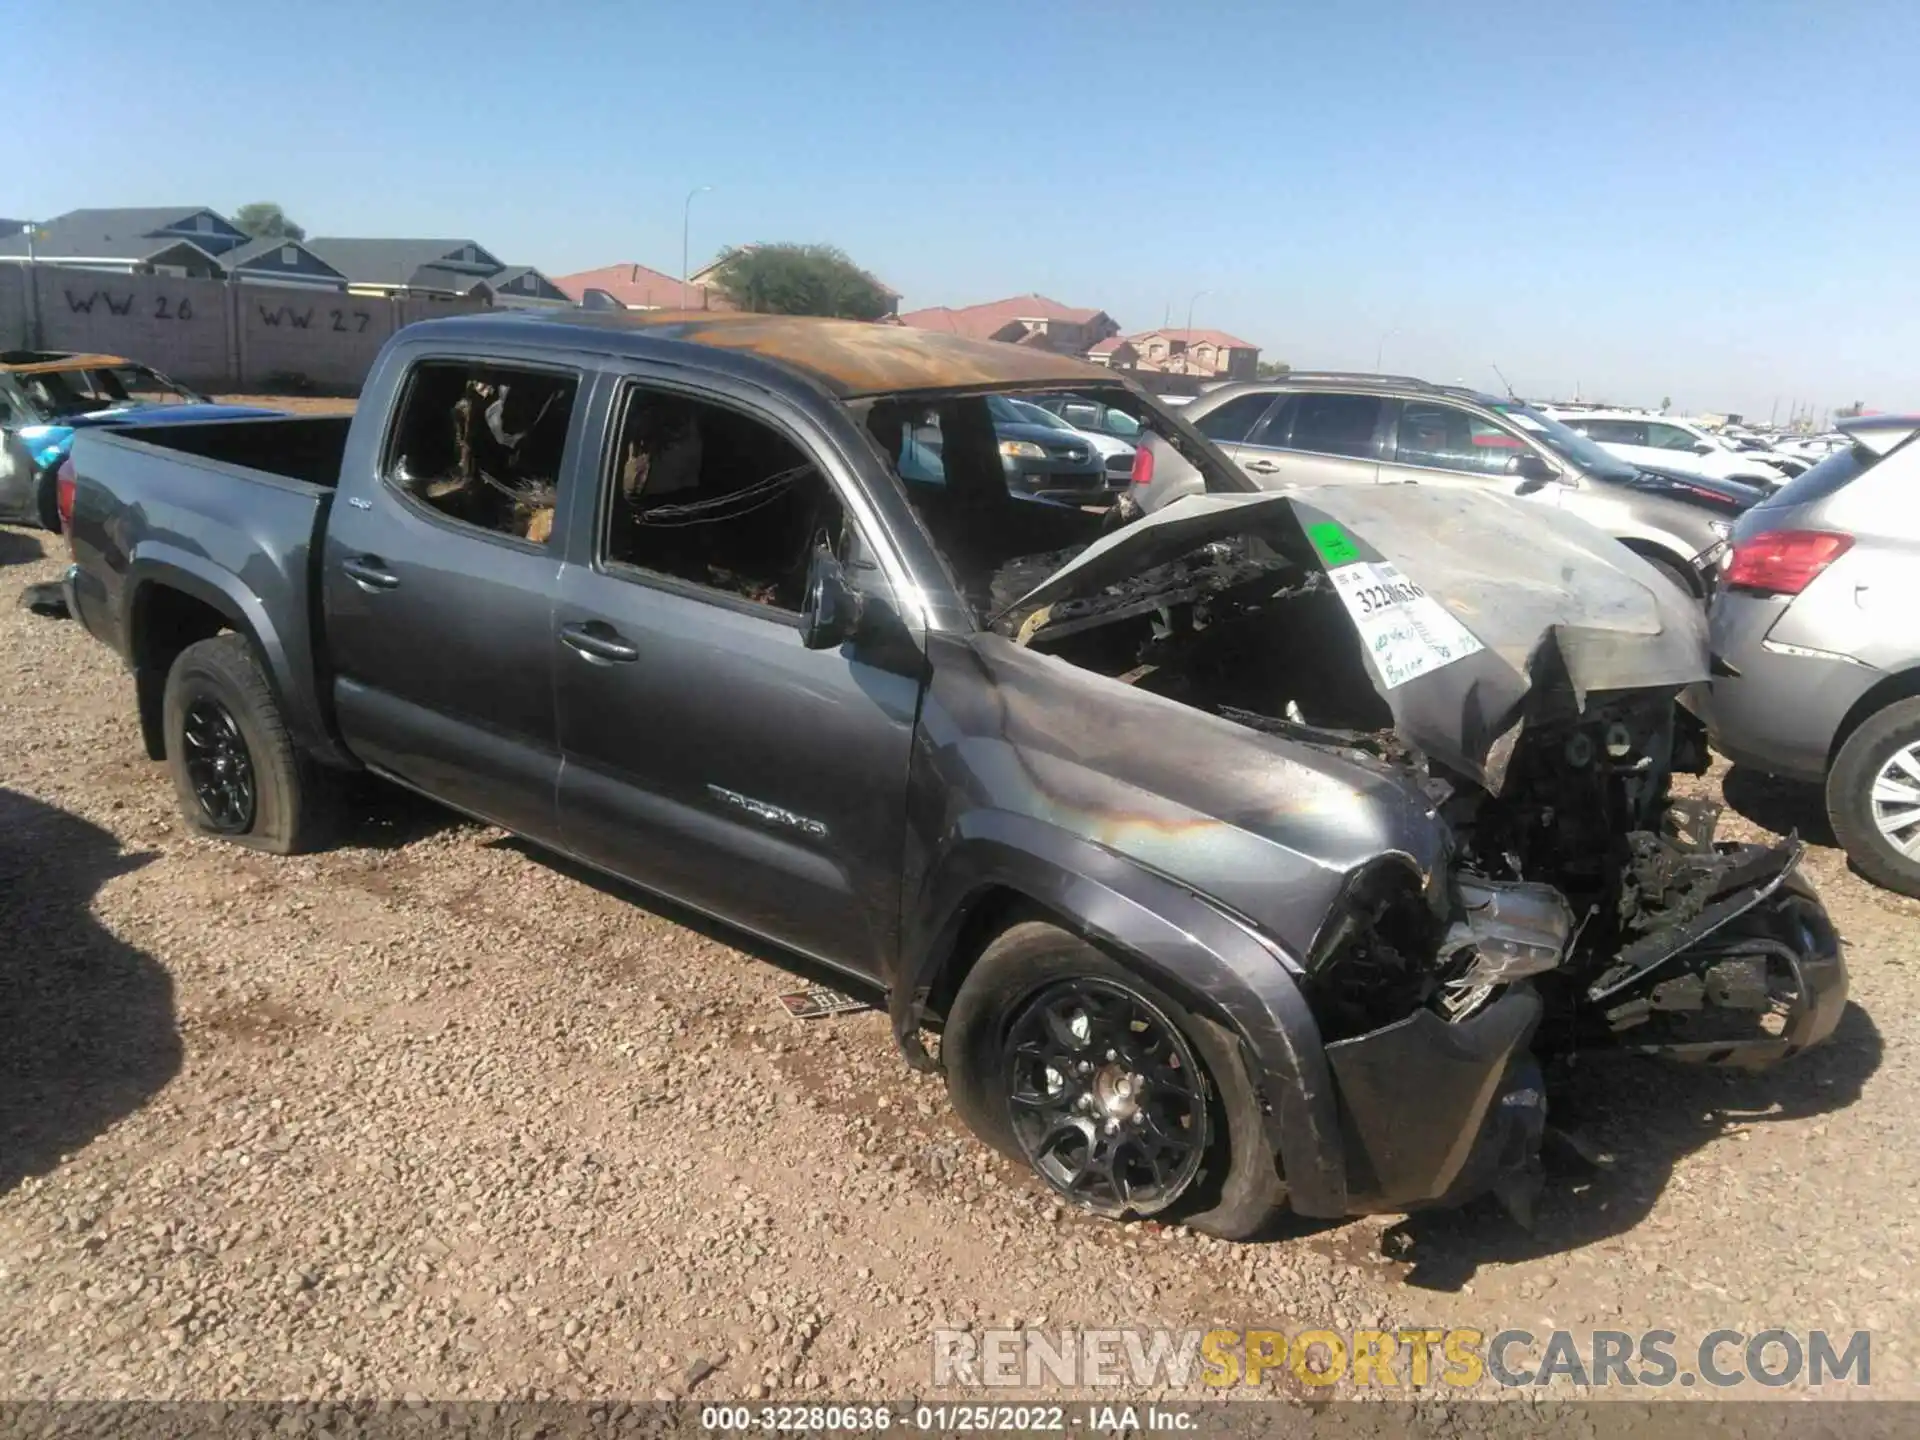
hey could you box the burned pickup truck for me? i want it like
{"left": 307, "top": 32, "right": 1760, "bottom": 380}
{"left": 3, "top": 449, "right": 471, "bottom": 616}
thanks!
{"left": 56, "top": 311, "right": 1844, "bottom": 1236}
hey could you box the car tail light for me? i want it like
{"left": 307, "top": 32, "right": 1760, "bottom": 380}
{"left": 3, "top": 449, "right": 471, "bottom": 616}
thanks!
{"left": 1130, "top": 440, "right": 1155, "bottom": 491}
{"left": 56, "top": 458, "right": 77, "bottom": 540}
{"left": 1724, "top": 529, "right": 1852, "bottom": 596}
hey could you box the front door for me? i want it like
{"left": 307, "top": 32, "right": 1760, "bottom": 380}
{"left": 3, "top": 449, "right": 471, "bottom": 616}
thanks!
{"left": 553, "top": 377, "right": 922, "bottom": 978}
{"left": 322, "top": 356, "right": 585, "bottom": 840}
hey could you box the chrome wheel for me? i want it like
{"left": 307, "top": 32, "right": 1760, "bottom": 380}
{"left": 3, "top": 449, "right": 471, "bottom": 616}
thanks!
{"left": 1871, "top": 742, "right": 1920, "bottom": 859}
{"left": 180, "top": 697, "right": 256, "bottom": 833}
{"left": 1002, "top": 978, "right": 1207, "bottom": 1214}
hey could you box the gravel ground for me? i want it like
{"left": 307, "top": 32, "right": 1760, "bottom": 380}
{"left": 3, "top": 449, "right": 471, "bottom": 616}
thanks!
{"left": 2, "top": 522, "right": 1915, "bottom": 1403}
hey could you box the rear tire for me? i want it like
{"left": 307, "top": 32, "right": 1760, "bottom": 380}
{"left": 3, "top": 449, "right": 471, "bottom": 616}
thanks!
{"left": 1828, "top": 698, "right": 1920, "bottom": 898}
{"left": 33, "top": 464, "right": 60, "bottom": 534}
{"left": 162, "top": 634, "right": 330, "bottom": 854}
{"left": 943, "top": 920, "right": 1287, "bottom": 1240}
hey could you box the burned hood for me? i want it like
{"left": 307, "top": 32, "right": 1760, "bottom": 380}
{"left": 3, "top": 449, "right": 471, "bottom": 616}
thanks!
{"left": 1007, "top": 486, "right": 1709, "bottom": 792}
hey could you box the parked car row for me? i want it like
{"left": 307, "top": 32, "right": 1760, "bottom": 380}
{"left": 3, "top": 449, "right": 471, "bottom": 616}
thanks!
{"left": 1134, "top": 372, "right": 1747, "bottom": 598}
{"left": 25, "top": 312, "right": 1851, "bottom": 1239}
{"left": 1543, "top": 408, "right": 1796, "bottom": 488}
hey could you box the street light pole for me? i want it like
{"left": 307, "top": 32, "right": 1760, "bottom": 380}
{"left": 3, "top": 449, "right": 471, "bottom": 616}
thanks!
{"left": 1184, "top": 288, "right": 1211, "bottom": 337}
{"left": 1375, "top": 327, "right": 1402, "bottom": 372}
{"left": 681, "top": 185, "right": 713, "bottom": 309}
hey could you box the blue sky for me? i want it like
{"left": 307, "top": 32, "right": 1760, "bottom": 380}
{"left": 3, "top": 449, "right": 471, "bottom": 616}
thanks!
{"left": 16, "top": 0, "right": 1917, "bottom": 419}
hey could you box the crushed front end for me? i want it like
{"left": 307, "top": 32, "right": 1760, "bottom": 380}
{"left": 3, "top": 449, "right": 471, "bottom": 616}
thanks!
{"left": 995, "top": 488, "right": 1848, "bottom": 1218}
{"left": 1299, "top": 694, "right": 1846, "bottom": 1215}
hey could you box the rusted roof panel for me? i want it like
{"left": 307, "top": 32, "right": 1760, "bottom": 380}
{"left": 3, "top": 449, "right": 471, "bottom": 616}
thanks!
{"left": 0, "top": 352, "right": 132, "bottom": 375}
{"left": 524, "top": 310, "right": 1121, "bottom": 398}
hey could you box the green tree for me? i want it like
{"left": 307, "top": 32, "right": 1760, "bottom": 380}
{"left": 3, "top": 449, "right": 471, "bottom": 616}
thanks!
{"left": 232, "top": 202, "right": 306, "bottom": 242}
{"left": 1255, "top": 360, "right": 1291, "bottom": 379}
{"left": 706, "top": 244, "right": 893, "bottom": 320}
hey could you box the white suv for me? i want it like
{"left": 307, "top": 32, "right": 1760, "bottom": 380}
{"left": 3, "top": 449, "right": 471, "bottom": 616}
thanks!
{"left": 1545, "top": 408, "right": 1790, "bottom": 488}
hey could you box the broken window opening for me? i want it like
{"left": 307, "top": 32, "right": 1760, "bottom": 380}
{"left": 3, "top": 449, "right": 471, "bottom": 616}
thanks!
{"left": 603, "top": 385, "right": 846, "bottom": 615}
{"left": 387, "top": 360, "right": 578, "bottom": 545}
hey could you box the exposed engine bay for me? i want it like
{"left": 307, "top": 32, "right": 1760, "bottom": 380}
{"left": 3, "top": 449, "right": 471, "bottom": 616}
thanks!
{"left": 993, "top": 531, "right": 1841, "bottom": 1070}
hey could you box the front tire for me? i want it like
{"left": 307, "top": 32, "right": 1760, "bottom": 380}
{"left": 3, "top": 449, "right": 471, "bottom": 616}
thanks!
{"left": 1828, "top": 698, "right": 1920, "bottom": 898}
{"left": 944, "top": 921, "right": 1287, "bottom": 1239}
{"left": 162, "top": 634, "right": 329, "bottom": 854}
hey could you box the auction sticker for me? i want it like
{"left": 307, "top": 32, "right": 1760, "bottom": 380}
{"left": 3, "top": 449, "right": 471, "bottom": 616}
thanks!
{"left": 1325, "top": 560, "right": 1485, "bottom": 689}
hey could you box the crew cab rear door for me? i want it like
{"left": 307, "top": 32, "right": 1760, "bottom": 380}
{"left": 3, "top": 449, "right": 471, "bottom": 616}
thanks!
{"left": 550, "top": 369, "right": 923, "bottom": 980}
{"left": 321, "top": 353, "right": 588, "bottom": 841}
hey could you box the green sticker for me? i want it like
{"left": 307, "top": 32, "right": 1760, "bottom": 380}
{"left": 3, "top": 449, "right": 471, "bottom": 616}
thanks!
{"left": 1306, "top": 521, "right": 1359, "bottom": 566}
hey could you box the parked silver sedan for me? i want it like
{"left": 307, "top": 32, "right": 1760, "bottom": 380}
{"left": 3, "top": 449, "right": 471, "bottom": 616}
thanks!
{"left": 1697, "top": 414, "right": 1920, "bottom": 895}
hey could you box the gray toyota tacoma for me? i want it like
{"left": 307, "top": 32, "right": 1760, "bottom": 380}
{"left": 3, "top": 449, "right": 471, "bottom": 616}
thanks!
{"left": 53, "top": 311, "right": 1846, "bottom": 1237}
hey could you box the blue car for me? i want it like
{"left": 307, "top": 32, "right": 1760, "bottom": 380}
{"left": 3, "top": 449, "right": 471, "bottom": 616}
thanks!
{"left": 0, "top": 351, "right": 282, "bottom": 530}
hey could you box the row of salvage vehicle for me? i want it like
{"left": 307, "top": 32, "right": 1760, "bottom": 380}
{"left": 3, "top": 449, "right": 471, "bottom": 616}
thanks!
{"left": 14, "top": 313, "right": 1905, "bottom": 1235}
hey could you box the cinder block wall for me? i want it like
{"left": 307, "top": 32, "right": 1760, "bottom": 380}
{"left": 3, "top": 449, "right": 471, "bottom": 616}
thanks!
{"left": 0, "top": 264, "right": 490, "bottom": 393}
{"left": 35, "top": 269, "right": 232, "bottom": 387}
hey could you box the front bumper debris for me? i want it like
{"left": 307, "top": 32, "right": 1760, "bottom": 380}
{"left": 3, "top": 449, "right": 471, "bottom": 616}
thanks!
{"left": 1326, "top": 987, "right": 1542, "bottom": 1212}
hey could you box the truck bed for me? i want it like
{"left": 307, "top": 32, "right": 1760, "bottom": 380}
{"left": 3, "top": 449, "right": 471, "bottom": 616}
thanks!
{"left": 65, "top": 415, "right": 354, "bottom": 764}
{"left": 98, "top": 414, "right": 353, "bottom": 490}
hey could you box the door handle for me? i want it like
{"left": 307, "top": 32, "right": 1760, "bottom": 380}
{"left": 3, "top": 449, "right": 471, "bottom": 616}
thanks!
{"left": 341, "top": 555, "right": 400, "bottom": 591}
{"left": 560, "top": 622, "right": 640, "bottom": 665}
{"left": 1242, "top": 457, "right": 1283, "bottom": 475}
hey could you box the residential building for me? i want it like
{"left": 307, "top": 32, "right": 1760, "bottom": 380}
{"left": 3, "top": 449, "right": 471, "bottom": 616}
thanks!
{"left": 1116, "top": 328, "right": 1260, "bottom": 381}
{"left": 217, "top": 236, "right": 350, "bottom": 289}
{"left": 552, "top": 262, "right": 711, "bottom": 311}
{"left": 898, "top": 294, "right": 1118, "bottom": 356}
{"left": 0, "top": 206, "right": 250, "bottom": 276}
{"left": 302, "top": 237, "right": 569, "bottom": 308}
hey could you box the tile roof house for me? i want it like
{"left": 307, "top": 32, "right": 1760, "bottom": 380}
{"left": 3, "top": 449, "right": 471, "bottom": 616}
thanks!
{"left": 302, "top": 237, "right": 568, "bottom": 307}
{"left": 0, "top": 206, "right": 250, "bottom": 276}
{"left": 551, "top": 262, "right": 713, "bottom": 311}
{"left": 1120, "top": 327, "right": 1261, "bottom": 380}
{"left": 899, "top": 293, "right": 1118, "bottom": 356}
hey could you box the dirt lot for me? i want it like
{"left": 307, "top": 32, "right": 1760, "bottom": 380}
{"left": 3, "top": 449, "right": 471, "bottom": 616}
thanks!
{"left": 2, "top": 521, "right": 1916, "bottom": 1403}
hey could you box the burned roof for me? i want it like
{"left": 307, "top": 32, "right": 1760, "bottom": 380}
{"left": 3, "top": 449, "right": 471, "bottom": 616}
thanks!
{"left": 404, "top": 309, "right": 1124, "bottom": 399}
{"left": 0, "top": 350, "right": 133, "bottom": 375}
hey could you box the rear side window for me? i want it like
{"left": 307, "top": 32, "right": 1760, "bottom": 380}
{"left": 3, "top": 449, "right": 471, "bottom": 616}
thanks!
{"left": 1289, "top": 393, "right": 1382, "bottom": 458}
{"left": 1646, "top": 422, "right": 1702, "bottom": 451}
{"left": 1764, "top": 441, "right": 1884, "bottom": 509}
{"left": 1574, "top": 418, "right": 1647, "bottom": 445}
{"left": 386, "top": 360, "right": 578, "bottom": 546}
{"left": 1192, "top": 392, "right": 1277, "bottom": 444}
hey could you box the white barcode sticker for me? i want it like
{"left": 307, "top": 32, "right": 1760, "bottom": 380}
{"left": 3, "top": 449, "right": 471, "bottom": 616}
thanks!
{"left": 1326, "top": 561, "right": 1485, "bottom": 690}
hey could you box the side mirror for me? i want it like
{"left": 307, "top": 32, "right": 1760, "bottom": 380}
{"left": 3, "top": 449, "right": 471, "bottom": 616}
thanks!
{"left": 800, "top": 544, "right": 865, "bottom": 651}
{"left": 1692, "top": 441, "right": 1716, "bottom": 456}
{"left": 1511, "top": 452, "right": 1559, "bottom": 494}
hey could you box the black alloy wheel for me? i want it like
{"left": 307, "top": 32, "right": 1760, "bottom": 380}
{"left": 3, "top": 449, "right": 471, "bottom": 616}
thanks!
{"left": 1001, "top": 978, "right": 1208, "bottom": 1214}
{"left": 179, "top": 696, "right": 257, "bottom": 832}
